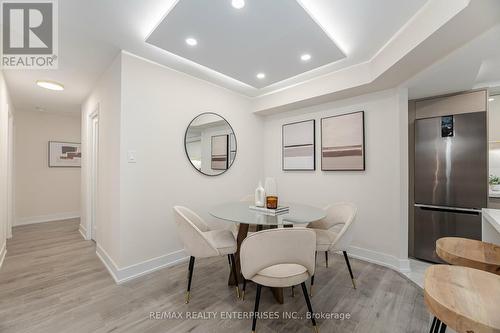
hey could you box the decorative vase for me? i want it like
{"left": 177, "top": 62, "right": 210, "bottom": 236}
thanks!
{"left": 491, "top": 184, "right": 500, "bottom": 192}
{"left": 255, "top": 181, "right": 265, "bottom": 207}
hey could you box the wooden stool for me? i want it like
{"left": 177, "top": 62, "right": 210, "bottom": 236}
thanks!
{"left": 436, "top": 237, "right": 500, "bottom": 275}
{"left": 424, "top": 265, "right": 500, "bottom": 333}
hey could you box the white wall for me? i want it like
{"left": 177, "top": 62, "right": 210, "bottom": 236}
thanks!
{"left": 81, "top": 54, "right": 122, "bottom": 264}
{"left": 489, "top": 97, "right": 500, "bottom": 178}
{"left": 119, "top": 52, "right": 264, "bottom": 269}
{"left": 82, "top": 51, "right": 411, "bottom": 282}
{"left": 263, "top": 89, "right": 409, "bottom": 271}
{"left": 81, "top": 52, "right": 264, "bottom": 281}
{"left": 14, "top": 111, "right": 81, "bottom": 225}
{"left": 0, "top": 71, "right": 14, "bottom": 268}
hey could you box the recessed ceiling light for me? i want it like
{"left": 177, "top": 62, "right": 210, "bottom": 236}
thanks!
{"left": 185, "top": 38, "right": 197, "bottom": 46}
{"left": 231, "top": 0, "right": 245, "bottom": 9}
{"left": 489, "top": 97, "right": 495, "bottom": 102}
{"left": 301, "top": 54, "right": 312, "bottom": 62}
{"left": 36, "top": 80, "right": 64, "bottom": 91}
{"left": 256, "top": 73, "right": 266, "bottom": 79}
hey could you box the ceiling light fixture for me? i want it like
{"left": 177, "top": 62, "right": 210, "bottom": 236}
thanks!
{"left": 231, "top": 0, "right": 245, "bottom": 9}
{"left": 36, "top": 106, "right": 45, "bottom": 112}
{"left": 300, "top": 54, "right": 312, "bottom": 61}
{"left": 256, "top": 73, "right": 266, "bottom": 79}
{"left": 36, "top": 80, "right": 64, "bottom": 91}
{"left": 185, "top": 37, "right": 198, "bottom": 46}
{"left": 489, "top": 97, "right": 495, "bottom": 102}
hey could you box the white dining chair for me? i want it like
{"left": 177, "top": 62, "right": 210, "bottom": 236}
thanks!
{"left": 308, "top": 202, "right": 358, "bottom": 292}
{"left": 173, "top": 206, "right": 240, "bottom": 303}
{"left": 240, "top": 228, "right": 318, "bottom": 333}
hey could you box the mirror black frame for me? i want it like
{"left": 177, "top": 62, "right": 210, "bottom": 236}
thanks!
{"left": 184, "top": 112, "right": 237, "bottom": 176}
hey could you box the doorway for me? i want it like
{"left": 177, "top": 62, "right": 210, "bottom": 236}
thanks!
{"left": 88, "top": 109, "right": 99, "bottom": 241}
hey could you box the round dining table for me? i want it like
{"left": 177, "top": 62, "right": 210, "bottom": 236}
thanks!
{"left": 209, "top": 202, "right": 326, "bottom": 304}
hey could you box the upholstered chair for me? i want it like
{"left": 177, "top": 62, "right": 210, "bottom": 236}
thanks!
{"left": 173, "top": 206, "right": 240, "bottom": 303}
{"left": 240, "top": 228, "right": 318, "bottom": 333}
{"left": 308, "top": 203, "right": 357, "bottom": 292}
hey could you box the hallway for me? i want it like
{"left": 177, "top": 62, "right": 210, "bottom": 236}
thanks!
{"left": 0, "top": 219, "right": 429, "bottom": 333}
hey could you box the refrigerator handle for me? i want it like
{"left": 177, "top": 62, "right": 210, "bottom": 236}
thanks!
{"left": 414, "top": 204, "right": 481, "bottom": 215}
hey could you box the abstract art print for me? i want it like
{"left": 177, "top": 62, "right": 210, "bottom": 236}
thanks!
{"left": 282, "top": 119, "right": 315, "bottom": 171}
{"left": 211, "top": 134, "right": 229, "bottom": 170}
{"left": 48, "top": 141, "right": 81, "bottom": 167}
{"left": 321, "top": 111, "right": 365, "bottom": 171}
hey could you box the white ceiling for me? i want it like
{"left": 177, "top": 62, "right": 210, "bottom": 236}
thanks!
{"left": 406, "top": 22, "right": 500, "bottom": 99}
{"left": 146, "top": 0, "right": 346, "bottom": 88}
{"left": 3, "top": 0, "right": 429, "bottom": 114}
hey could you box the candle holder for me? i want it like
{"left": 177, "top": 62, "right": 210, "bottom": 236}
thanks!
{"left": 266, "top": 196, "right": 278, "bottom": 209}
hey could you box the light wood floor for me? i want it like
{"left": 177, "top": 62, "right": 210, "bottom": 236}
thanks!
{"left": 0, "top": 219, "right": 431, "bottom": 333}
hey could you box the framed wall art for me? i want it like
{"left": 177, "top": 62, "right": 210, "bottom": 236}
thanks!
{"left": 48, "top": 141, "right": 81, "bottom": 168}
{"left": 282, "top": 119, "right": 315, "bottom": 171}
{"left": 321, "top": 111, "right": 365, "bottom": 171}
{"left": 211, "top": 134, "right": 229, "bottom": 170}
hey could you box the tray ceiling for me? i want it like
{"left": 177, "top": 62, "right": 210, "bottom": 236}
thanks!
{"left": 146, "top": 0, "right": 345, "bottom": 88}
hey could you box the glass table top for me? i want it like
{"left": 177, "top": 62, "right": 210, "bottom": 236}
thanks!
{"left": 209, "top": 202, "right": 326, "bottom": 226}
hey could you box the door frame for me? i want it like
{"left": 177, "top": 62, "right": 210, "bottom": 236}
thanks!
{"left": 6, "top": 106, "right": 13, "bottom": 239}
{"left": 85, "top": 106, "right": 99, "bottom": 241}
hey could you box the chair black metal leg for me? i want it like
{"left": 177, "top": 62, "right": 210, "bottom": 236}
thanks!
{"left": 301, "top": 282, "right": 318, "bottom": 332}
{"left": 310, "top": 275, "right": 315, "bottom": 297}
{"left": 252, "top": 284, "right": 262, "bottom": 333}
{"left": 439, "top": 323, "right": 447, "bottom": 333}
{"left": 343, "top": 251, "right": 356, "bottom": 289}
{"left": 429, "top": 317, "right": 437, "bottom": 333}
{"left": 185, "top": 256, "right": 195, "bottom": 303}
{"left": 227, "top": 254, "right": 231, "bottom": 268}
{"left": 325, "top": 251, "right": 329, "bottom": 268}
{"left": 242, "top": 279, "right": 247, "bottom": 300}
{"left": 434, "top": 319, "right": 441, "bottom": 333}
{"left": 229, "top": 254, "right": 241, "bottom": 299}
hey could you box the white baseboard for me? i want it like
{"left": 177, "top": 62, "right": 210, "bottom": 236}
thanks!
{"left": 15, "top": 212, "right": 80, "bottom": 226}
{"left": 94, "top": 243, "right": 409, "bottom": 285}
{"left": 78, "top": 224, "right": 88, "bottom": 240}
{"left": 0, "top": 243, "right": 6, "bottom": 270}
{"left": 347, "top": 246, "right": 411, "bottom": 273}
{"left": 96, "top": 244, "right": 188, "bottom": 284}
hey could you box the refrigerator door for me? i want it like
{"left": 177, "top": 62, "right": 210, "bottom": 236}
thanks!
{"left": 415, "top": 112, "right": 487, "bottom": 209}
{"left": 414, "top": 205, "right": 481, "bottom": 263}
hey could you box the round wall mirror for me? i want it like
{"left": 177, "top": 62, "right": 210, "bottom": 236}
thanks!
{"left": 184, "top": 112, "right": 237, "bottom": 176}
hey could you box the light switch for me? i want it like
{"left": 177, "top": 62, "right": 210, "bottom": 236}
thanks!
{"left": 127, "top": 150, "right": 137, "bottom": 163}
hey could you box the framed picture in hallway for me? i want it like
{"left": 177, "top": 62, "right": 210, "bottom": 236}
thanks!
{"left": 321, "top": 111, "right": 365, "bottom": 171}
{"left": 48, "top": 141, "right": 82, "bottom": 167}
{"left": 282, "top": 119, "right": 315, "bottom": 171}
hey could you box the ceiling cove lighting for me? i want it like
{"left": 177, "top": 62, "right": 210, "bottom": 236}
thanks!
{"left": 256, "top": 73, "right": 266, "bottom": 79}
{"left": 36, "top": 80, "right": 64, "bottom": 91}
{"left": 185, "top": 37, "right": 198, "bottom": 46}
{"left": 231, "top": 0, "right": 245, "bottom": 9}
{"left": 489, "top": 98, "right": 495, "bottom": 102}
{"left": 300, "top": 53, "right": 312, "bottom": 61}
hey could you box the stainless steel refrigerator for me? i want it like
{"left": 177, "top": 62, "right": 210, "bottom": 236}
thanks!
{"left": 414, "top": 111, "right": 487, "bottom": 263}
